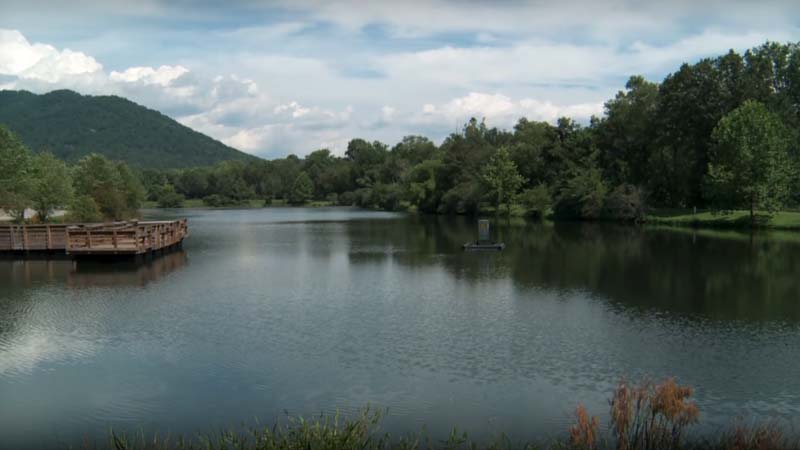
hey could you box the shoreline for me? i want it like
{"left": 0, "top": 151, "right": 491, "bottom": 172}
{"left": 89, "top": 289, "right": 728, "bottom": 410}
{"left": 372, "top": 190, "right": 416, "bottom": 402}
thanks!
{"left": 8, "top": 203, "right": 800, "bottom": 232}
{"left": 141, "top": 202, "right": 800, "bottom": 232}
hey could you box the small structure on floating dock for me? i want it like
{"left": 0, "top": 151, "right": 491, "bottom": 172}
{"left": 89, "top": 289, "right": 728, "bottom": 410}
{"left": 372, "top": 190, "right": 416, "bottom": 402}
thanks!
{"left": 0, "top": 219, "right": 188, "bottom": 257}
{"left": 463, "top": 219, "right": 504, "bottom": 251}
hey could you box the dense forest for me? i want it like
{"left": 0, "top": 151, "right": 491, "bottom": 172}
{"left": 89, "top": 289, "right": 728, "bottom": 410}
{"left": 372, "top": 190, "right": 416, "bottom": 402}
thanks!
{"left": 2, "top": 42, "right": 800, "bottom": 224}
{"left": 0, "top": 90, "right": 255, "bottom": 168}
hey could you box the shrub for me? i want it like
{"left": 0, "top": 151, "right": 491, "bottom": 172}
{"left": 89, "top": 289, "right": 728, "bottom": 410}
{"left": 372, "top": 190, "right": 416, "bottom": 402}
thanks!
{"left": 554, "top": 166, "right": 607, "bottom": 220}
{"left": 603, "top": 184, "right": 646, "bottom": 222}
{"left": 156, "top": 184, "right": 185, "bottom": 208}
{"left": 371, "top": 183, "right": 403, "bottom": 211}
{"left": 325, "top": 192, "right": 338, "bottom": 205}
{"left": 521, "top": 184, "right": 552, "bottom": 219}
{"left": 338, "top": 191, "right": 356, "bottom": 206}
{"left": 202, "top": 194, "right": 227, "bottom": 207}
{"left": 438, "top": 182, "right": 482, "bottom": 215}
{"left": 67, "top": 195, "right": 102, "bottom": 222}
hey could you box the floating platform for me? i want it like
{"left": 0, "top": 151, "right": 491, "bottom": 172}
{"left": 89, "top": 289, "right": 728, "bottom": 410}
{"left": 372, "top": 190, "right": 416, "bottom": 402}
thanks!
{"left": 0, "top": 219, "right": 188, "bottom": 256}
{"left": 463, "top": 241, "right": 505, "bottom": 251}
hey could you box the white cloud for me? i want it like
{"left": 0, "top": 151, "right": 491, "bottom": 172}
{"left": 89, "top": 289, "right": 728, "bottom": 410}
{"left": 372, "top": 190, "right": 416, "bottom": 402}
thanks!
{"left": 416, "top": 92, "right": 603, "bottom": 129}
{"left": 381, "top": 106, "right": 395, "bottom": 120}
{"left": 110, "top": 65, "right": 189, "bottom": 87}
{"left": 274, "top": 101, "right": 311, "bottom": 118}
{"left": 0, "top": 29, "right": 102, "bottom": 83}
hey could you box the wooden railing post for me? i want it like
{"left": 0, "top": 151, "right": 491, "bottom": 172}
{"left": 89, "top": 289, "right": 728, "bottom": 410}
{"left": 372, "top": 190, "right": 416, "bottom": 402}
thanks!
{"left": 22, "top": 225, "right": 29, "bottom": 250}
{"left": 46, "top": 225, "right": 52, "bottom": 250}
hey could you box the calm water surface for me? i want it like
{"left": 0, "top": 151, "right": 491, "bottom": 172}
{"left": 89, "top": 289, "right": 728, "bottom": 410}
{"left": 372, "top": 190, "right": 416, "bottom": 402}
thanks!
{"left": 2, "top": 208, "right": 800, "bottom": 448}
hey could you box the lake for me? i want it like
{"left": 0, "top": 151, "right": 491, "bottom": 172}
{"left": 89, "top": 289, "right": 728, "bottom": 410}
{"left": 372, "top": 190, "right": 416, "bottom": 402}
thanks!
{"left": 1, "top": 208, "right": 800, "bottom": 448}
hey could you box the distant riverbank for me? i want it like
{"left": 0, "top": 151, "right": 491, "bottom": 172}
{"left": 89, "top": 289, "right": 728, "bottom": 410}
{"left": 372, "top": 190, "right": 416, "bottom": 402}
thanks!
{"left": 8, "top": 201, "right": 800, "bottom": 232}
{"left": 139, "top": 200, "right": 800, "bottom": 231}
{"left": 141, "top": 198, "right": 335, "bottom": 209}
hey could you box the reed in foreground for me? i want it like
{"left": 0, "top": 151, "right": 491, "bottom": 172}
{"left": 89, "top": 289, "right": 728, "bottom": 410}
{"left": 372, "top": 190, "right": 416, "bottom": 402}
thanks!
{"left": 75, "top": 378, "right": 797, "bottom": 450}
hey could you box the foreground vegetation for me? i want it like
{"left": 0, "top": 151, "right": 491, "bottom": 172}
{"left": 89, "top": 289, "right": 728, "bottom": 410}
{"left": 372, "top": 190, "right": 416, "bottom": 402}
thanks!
{"left": 75, "top": 378, "right": 795, "bottom": 450}
{"left": 4, "top": 41, "right": 800, "bottom": 229}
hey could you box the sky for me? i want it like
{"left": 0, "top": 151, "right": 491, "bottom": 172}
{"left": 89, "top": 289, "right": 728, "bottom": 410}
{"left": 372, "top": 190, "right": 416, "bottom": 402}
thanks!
{"left": 1, "top": 0, "right": 800, "bottom": 159}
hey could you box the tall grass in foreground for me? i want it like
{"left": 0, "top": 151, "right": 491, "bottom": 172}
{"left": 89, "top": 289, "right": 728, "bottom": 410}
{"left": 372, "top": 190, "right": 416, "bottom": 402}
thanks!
{"left": 78, "top": 378, "right": 796, "bottom": 450}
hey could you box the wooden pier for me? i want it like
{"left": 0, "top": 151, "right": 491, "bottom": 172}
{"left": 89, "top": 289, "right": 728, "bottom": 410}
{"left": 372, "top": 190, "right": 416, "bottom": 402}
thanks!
{"left": 0, "top": 219, "right": 188, "bottom": 256}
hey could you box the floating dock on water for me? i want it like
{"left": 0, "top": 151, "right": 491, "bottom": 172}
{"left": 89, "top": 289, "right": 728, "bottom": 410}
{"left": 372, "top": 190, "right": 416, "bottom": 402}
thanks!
{"left": 0, "top": 219, "right": 188, "bottom": 256}
{"left": 463, "top": 219, "right": 504, "bottom": 251}
{"left": 463, "top": 241, "right": 505, "bottom": 251}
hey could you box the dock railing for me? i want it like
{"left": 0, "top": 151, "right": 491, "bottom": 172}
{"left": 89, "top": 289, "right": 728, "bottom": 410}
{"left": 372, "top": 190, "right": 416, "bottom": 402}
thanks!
{"left": 1, "top": 219, "right": 188, "bottom": 255}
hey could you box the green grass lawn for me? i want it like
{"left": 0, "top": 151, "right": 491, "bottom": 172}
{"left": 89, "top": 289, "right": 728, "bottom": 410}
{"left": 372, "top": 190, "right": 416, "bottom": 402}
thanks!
{"left": 647, "top": 209, "right": 800, "bottom": 230}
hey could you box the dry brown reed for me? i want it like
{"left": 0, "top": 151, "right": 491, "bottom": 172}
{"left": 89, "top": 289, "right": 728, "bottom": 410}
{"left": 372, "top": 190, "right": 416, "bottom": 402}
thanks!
{"left": 719, "top": 422, "right": 787, "bottom": 450}
{"left": 609, "top": 377, "right": 699, "bottom": 450}
{"left": 569, "top": 404, "right": 599, "bottom": 450}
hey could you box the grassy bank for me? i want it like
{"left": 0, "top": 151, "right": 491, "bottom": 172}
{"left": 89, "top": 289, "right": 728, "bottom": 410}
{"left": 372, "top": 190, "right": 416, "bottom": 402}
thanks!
{"left": 646, "top": 209, "right": 800, "bottom": 230}
{"left": 67, "top": 378, "right": 796, "bottom": 450}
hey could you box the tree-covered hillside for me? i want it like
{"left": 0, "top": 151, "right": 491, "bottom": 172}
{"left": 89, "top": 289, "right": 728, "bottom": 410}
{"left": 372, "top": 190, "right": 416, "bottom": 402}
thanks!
{"left": 0, "top": 89, "right": 257, "bottom": 168}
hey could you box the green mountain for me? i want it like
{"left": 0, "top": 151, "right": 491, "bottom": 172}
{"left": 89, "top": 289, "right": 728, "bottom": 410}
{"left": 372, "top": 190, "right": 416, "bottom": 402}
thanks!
{"left": 0, "top": 89, "right": 258, "bottom": 168}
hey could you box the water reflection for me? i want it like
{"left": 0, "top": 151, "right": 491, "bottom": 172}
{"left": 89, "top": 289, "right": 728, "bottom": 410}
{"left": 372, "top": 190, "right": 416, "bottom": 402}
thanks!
{"left": 344, "top": 216, "right": 800, "bottom": 322}
{"left": 0, "top": 249, "right": 188, "bottom": 288}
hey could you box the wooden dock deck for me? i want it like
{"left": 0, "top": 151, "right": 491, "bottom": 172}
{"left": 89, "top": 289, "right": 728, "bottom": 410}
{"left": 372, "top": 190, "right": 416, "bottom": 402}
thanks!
{"left": 0, "top": 219, "right": 188, "bottom": 256}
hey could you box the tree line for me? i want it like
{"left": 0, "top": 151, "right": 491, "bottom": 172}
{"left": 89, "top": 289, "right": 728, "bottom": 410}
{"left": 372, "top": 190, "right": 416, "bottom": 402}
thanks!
{"left": 3, "top": 42, "right": 800, "bottom": 224}
{"left": 139, "top": 43, "right": 800, "bottom": 223}
{"left": 0, "top": 126, "right": 145, "bottom": 222}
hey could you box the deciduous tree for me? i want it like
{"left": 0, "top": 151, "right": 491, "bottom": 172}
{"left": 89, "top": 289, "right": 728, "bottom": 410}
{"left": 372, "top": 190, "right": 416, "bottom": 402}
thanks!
{"left": 0, "top": 126, "right": 34, "bottom": 221}
{"left": 31, "top": 153, "right": 73, "bottom": 221}
{"left": 481, "top": 147, "right": 526, "bottom": 215}
{"left": 706, "top": 100, "right": 792, "bottom": 223}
